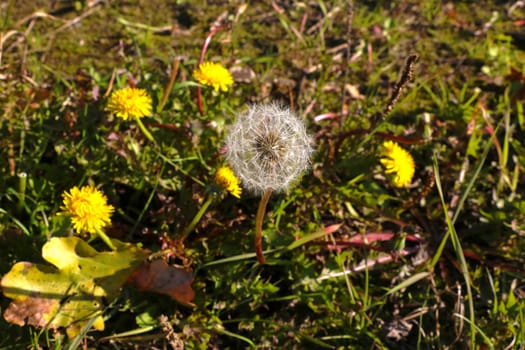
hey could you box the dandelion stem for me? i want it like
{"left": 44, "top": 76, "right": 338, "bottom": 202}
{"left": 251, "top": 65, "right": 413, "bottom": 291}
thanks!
{"left": 135, "top": 117, "right": 156, "bottom": 144}
{"left": 255, "top": 188, "right": 272, "bottom": 264}
{"left": 196, "top": 24, "right": 230, "bottom": 116}
{"left": 180, "top": 194, "right": 214, "bottom": 241}
{"left": 95, "top": 227, "right": 117, "bottom": 251}
{"left": 199, "top": 24, "right": 230, "bottom": 64}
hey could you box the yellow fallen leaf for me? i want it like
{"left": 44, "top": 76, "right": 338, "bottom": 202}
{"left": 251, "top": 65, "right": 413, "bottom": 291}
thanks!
{"left": 1, "top": 237, "right": 148, "bottom": 337}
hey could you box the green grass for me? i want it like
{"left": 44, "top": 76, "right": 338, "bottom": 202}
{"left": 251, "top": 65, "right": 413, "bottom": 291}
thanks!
{"left": 1, "top": 0, "right": 525, "bottom": 349}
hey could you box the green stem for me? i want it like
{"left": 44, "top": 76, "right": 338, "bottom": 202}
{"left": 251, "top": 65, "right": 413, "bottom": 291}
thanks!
{"left": 95, "top": 227, "right": 116, "bottom": 251}
{"left": 180, "top": 194, "right": 214, "bottom": 241}
{"left": 135, "top": 117, "right": 156, "bottom": 144}
{"left": 16, "top": 172, "right": 27, "bottom": 215}
{"left": 255, "top": 189, "right": 272, "bottom": 264}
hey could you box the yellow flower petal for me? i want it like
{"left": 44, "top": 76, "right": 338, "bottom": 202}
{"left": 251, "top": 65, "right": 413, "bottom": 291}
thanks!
{"left": 193, "top": 62, "right": 234, "bottom": 92}
{"left": 59, "top": 186, "right": 114, "bottom": 234}
{"left": 380, "top": 141, "right": 415, "bottom": 188}
{"left": 214, "top": 166, "right": 242, "bottom": 198}
{"left": 107, "top": 87, "right": 152, "bottom": 121}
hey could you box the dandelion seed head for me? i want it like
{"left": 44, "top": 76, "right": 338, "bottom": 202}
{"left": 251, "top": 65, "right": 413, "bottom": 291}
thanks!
{"left": 380, "top": 141, "right": 415, "bottom": 188}
{"left": 225, "top": 103, "right": 314, "bottom": 194}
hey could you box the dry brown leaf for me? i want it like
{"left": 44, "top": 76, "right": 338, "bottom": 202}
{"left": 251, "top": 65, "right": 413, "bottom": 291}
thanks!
{"left": 127, "top": 259, "right": 195, "bottom": 306}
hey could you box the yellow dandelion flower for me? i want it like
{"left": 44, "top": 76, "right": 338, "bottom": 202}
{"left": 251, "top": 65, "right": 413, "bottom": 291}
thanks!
{"left": 59, "top": 186, "right": 114, "bottom": 234}
{"left": 215, "top": 166, "right": 242, "bottom": 198}
{"left": 380, "top": 141, "right": 415, "bottom": 188}
{"left": 107, "top": 87, "right": 152, "bottom": 121}
{"left": 193, "top": 62, "right": 234, "bottom": 92}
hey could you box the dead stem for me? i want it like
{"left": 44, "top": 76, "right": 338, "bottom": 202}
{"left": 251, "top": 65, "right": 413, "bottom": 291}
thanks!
{"left": 370, "top": 54, "right": 419, "bottom": 127}
{"left": 383, "top": 54, "right": 419, "bottom": 117}
{"left": 158, "top": 58, "right": 180, "bottom": 112}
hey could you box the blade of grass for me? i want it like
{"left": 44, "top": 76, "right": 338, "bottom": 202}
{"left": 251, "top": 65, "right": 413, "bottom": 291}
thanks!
{"left": 0, "top": 207, "right": 30, "bottom": 235}
{"left": 327, "top": 232, "right": 356, "bottom": 304}
{"left": 298, "top": 332, "right": 335, "bottom": 349}
{"left": 67, "top": 314, "right": 107, "bottom": 350}
{"left": 98, "top": 325, "right": 156, "bottom": 341}
{"left": 200, "top": 248, "right": 279, "bottom": 267}
{"left": 385, "top": 272, "right": 431, "bottom": 296}
{"left": 286, "top": 223, "right": 342, "bottom": 251}
{"left": 453, "top": 313, "right": 494, "bottom": 350}
{"left": 213, "top": 326, "right": 256, "bottom": 348}
{"left": 429, "top": 123, "right": 499, "bottom": 269}
{"left": 202, "top": 224, "right": 342, "bottom": 268}
{"left": 450, "top": 124, "right": 500, "bottom": 225}
{"left": 429, "top": 121, "right": 500, "bottom": 348}
{"left": 432, "top": 154, "right": 475, "bottom": 348}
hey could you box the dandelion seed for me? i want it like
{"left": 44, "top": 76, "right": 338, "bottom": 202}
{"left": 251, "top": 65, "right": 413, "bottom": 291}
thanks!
{"left": 380, "top": 141, "right": 415, "bottom": 188}
{"left": 225, "top": 103, "right": 314, "bottom": 194}
{"left": 107, "top": 87, "right": 152, "bottom": 121}
{"left": 193, "top": 61, "right": 234, "bottom": 92}
{"left": 59, "top": 186, "right": 114, "bottom": 235}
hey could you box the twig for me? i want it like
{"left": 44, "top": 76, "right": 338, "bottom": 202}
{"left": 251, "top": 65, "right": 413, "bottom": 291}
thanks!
{"left": 0, "top": 30, "right": 26, "bottom": 67}
{"left": 158, "top": 58, "right": 180, "bottom": 112}
{"left": 340, "top": 0, "right": 354, "bottom": 127}
{"left": 50, "top": 2, "right": 104, "bottom": 36}
{"left": 317, "top": 246, "right": 422, "bottom": 281}
{"left": 104, "top": 69, "right": 117, "bottom": 98}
